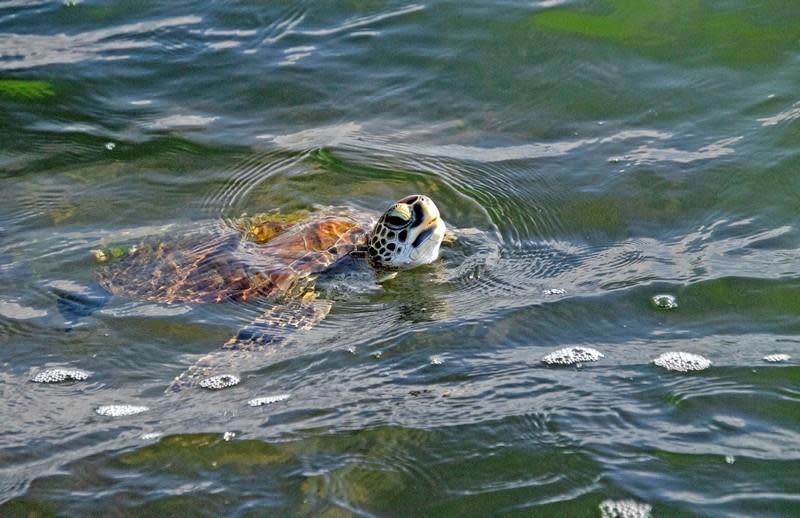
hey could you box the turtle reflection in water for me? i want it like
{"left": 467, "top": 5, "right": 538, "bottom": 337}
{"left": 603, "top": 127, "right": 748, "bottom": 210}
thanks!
{"left": 96, "top": 196, "right": 447, "bottom": 391}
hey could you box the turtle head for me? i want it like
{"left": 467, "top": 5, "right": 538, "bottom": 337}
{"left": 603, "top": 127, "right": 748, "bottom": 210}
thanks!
{"left": 367, "top": 195, "right": 446, "bottom": 270}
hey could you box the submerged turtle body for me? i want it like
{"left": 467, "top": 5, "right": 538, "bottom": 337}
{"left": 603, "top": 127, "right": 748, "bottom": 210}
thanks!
{"left": 97, "top": 207, "right": 374, "bottom": 305}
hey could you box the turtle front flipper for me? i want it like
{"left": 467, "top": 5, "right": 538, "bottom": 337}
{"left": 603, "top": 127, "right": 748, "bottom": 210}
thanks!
{"left": 166, "top": 299, "right": 331, "bottom": 393}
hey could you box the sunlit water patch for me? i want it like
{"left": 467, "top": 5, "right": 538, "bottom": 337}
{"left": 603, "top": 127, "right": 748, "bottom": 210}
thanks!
{"left": 0, "top": 15, "right": 203, "bottom": 70}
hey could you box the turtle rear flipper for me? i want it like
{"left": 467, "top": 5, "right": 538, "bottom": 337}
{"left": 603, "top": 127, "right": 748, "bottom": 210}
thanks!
{"left": 166, "top": 299, "right": 331, "bottom": 393}
{"left": 50, "top": 282, "right": 110, "bottom": 330}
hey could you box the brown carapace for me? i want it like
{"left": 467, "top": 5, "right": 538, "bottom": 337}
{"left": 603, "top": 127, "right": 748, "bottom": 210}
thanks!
{"left": 97, "top": 207, "right": 372, "bottom": 305}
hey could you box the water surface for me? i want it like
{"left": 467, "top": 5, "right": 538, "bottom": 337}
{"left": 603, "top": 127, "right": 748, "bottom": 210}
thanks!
{"left": 1, "top": 1, "right": 799, "bottom": 515}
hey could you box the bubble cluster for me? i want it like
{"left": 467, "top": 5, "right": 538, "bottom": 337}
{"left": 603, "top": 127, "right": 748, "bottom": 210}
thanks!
{"left": 199, "top": 374, "right": 240, "bottom": 390}
{"left": 543, "top": 288, "right": 566, "bottom": 296}
{"left": 763, "top": 354, "right": 790, "bottom": 363}
{"left": 652, "top": 294, "right": 678, "bottom": 309}
{"left": 430, "top": 355, "right": 444, "bottom": 365}
{"left": 96, "top": 404, "right": 149, "bottom": 417}
{"left": 247, "top": 394, "right": 290, "bottom": 407}
{"left": 599, "top": 499, "right": 653, "bottom": 518}
{"left": 223, "top": 431, "right": 236, "bottom": 441}
{"left": 542, "top": 346, "right": 604, "bottom": 366}
{"left": 653, "top": 352, "right": 711, "bottom": 372}
{"left": 141, "top": 432, "right": 163, "bottom": 440}
{"left": 31, "top": 368, "right": 90, "bottom": 383}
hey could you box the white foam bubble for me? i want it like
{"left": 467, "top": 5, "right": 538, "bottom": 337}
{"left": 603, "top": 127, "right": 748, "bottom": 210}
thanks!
{"left": 543, "top": 288, "right": 566, "bottom": 296}
{"left": 652, "top": 294, "right": 678, "bottom": 309}
{"left": 199, "top": 374, "right": 240, "bottom": 390}
{"left": 653, "top": 352, "right": 711, "bottom": 372}
{"left": 31, "top": 368, "right": 89, "bottom": 383}
{"left": 96, "top": 404, "right": 149, "bottom": 417}
{"left": 223, "top": 431, "right": 236, "bottom": 441}
{"left": 763, "top": 354, "right": 790, "bottom": 363}
{"left": 542, "top": 346, "right": 604, "bottom": 366}
{"left": 248, "top": 394, "right": 290, "bottom": 407}
{"left": 141, "top": 432, "right": 163, "bottom": 440}
{"left": 599, "top": 499, "right": 653, "bottom": 518}
{"left": 430, "top": 355, "right": 444, "bottom": 365}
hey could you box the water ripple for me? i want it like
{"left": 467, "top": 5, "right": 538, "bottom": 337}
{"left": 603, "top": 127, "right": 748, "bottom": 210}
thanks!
{"left": 294, "top": 4, "right": 425, "bottom": 39}
{"left": 609, "top": 136, "right": 742, "bottom": 166}
{"left": 201, "top": 149, "right": 311, "bottom": 213}
{"left": 2, "top": 0, "right": 800, "bottom": 513}
{"left": 758, "top": 100, "right": 800, "bottom": 127}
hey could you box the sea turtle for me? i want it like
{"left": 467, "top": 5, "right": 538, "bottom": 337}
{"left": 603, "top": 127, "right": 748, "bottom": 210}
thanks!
{"left": 96, "top": 195, "right": 447, "bottom": 391}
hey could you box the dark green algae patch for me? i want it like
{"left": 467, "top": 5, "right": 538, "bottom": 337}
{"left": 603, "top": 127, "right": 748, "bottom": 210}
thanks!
{"left": 1, "top": 427, "right": 610, "bottom": 516}
{"left": 0, "top": 433, "right": 299, "bottom": 517}
{"left": 118, "top": 433, "right": 294, "bottom": 474}
{"left": 533, "top": 0, "right": 800, "bottom": 66}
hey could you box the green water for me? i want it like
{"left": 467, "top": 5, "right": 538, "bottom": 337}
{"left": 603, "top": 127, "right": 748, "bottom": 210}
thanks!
{"left": 1, "top": 1, "right": 799, "bottom": 516}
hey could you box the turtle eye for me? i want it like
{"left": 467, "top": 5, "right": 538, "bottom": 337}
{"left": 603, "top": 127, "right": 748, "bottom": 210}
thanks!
{"left": 385, "top": 215, "right": 408, "bottom": 228}
{"left": 383, "top": 203, "right": 412, "bottom": 229}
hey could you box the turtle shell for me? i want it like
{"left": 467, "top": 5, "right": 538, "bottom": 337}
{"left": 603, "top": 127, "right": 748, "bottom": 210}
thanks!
{"left": 96, "top": 207, "right": 373, "bottom": 304}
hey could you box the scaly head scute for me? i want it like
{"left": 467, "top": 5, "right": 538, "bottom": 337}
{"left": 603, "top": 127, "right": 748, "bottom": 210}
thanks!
{"left": 368, "top": 195, "right": 446, "bottom": 270}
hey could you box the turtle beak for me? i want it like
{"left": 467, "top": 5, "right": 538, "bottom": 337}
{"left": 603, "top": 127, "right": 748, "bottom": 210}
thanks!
{"left": 408, "top": 198, "right": 446, "bottom": 265}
